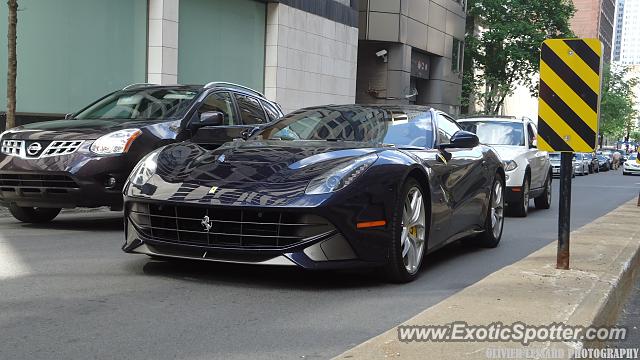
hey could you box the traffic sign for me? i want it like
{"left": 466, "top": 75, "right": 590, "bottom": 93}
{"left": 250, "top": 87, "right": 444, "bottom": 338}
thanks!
{"left": 537, "top": 39, "right": 603, "bottom": 153}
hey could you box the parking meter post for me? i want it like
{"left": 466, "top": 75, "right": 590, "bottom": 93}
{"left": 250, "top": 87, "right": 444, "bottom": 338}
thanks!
{"left": 557, "top": 152, "right": 572, "bottom": 270}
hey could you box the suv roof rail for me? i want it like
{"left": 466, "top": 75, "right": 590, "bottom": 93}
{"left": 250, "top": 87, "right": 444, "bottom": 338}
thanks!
{"left": 460, "top": 115, "right": 518, "bottom": 119}
{"left": 122, "top": 83, "right": 157, "bottom": 90}
{"left": 204, "top": 81, "right": 265, "bottom": 97}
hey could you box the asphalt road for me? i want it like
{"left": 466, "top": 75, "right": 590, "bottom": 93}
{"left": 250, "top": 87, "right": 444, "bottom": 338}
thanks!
{"left": 0, "top": 169, "right": 638, "bottom": 360}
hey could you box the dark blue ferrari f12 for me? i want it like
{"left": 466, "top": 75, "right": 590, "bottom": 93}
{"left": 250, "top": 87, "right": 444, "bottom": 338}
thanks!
{"left": 122, "top": 105, "right": 505, "bottom": 282}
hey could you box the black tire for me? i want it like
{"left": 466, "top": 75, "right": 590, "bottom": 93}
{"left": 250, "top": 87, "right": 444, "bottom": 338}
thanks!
{"left": 382, "top": 177, "right": 427, "bottom": 283}
{"left": 472, "top": 173, "right": 505, "bottom": 248}
{"left": 509, "top": 175, "right": 529, "bottom": 217}
{"left": 8, "top": 204, "right": 61, "bottom": 223}
{"left": 623, "top": 171, "right": 630, "bottom": 176}
{"left": 534, "top": 173, "right": 552, "bottom": 209}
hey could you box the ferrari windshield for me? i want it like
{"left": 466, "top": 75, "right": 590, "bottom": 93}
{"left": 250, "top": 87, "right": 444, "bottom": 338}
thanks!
{"left": 256, "top": 107, "right": 434, "bottom": 148}
{"left": 459, "top": 121, "right": 525, "bottom": 146}
{"left": 74, "top": 88, "right": 199, "bottom": 121}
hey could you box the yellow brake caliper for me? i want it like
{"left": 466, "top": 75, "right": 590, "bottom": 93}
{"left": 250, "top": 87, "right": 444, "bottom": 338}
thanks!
{"left": 409, "top": 226, "right": 418, "bottom": 238}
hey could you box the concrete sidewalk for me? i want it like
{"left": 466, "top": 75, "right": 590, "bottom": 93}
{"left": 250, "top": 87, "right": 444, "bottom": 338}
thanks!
{"left": 335, "top": 200, "right": 640, "bottom": 359}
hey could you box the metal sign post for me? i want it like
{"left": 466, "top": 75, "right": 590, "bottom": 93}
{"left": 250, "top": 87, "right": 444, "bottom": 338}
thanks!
{"left": 557, "top": 152, "right": 573, "bottom": 269}
{"left": 537, "top": 38, "right": 603, "bottom": 270}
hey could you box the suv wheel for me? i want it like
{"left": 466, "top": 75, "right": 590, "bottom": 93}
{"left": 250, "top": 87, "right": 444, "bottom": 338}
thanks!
{"left": 534, "top": 174, "right": 552, "bottom": 209}
{"left": 9, "top": 204, "right": 61, "bottom": 223}
{"left": 509, "top": 176, "right": 529, "bottom": 217}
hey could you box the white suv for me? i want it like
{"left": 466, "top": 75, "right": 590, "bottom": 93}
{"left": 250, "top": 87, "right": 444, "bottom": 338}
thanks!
{"left": 458, "top": 117, "right": 552, "bottom": 217}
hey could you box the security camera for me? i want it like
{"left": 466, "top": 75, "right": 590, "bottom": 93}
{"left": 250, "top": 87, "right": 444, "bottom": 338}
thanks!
{"left": 376, "top": 49, "right": 388, "bottom": 63}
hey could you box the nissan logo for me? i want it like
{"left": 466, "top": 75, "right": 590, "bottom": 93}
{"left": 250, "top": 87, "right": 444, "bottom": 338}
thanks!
{"left": 27, "top": 142, "right": 42, "bottom": 156}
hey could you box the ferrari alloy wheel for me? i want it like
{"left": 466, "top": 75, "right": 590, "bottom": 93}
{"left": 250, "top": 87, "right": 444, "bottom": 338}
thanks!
{"left": 383, "top": 178, "right": 427, "bottom": 283}
{"left": 489, "top": 180, "right": 505, "bottom": 240}
{"left": 401, "top": 186, "right": 426, "bottom": 274}
{"left": 468, "top": 173, "right": 504, "bottom": 248}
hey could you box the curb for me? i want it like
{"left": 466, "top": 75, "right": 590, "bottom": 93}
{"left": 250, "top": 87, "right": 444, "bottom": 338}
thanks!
{"left": 334, "top": 200, "right": 640, "bottom": 359}
{"left": 584, "top": 214, "right": 640, "bottom": 349}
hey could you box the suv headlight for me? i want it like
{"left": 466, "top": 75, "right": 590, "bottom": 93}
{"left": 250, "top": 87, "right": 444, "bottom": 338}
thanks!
{"left": 129, "top": 150, "right": 160, "bottom": 186}
{"left": 503, "top": 160, "right": 518, "bottom": 172}
{"left": 305, "top": 154, "right": 378, "bottom": 195}
{"left": 91, "top": 129, "right": 142, "bottom": 155}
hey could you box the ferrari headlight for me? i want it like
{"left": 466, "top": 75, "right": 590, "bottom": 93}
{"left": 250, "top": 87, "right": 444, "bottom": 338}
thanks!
{"left": 129, "top": 150, "right": 160, "bottom": 186}
{"left": 305, "top": 154, "right": 378, "bottom": 195}
{"left": 503, "top": 160, "right": 518, "bottom": 172}
{"left": 91, "top": 129, "right": 142, "bottom": 155}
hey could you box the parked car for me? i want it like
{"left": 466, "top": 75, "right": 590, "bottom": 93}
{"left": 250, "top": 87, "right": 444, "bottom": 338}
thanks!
{"left": 0, "top": 82, "right": 283, "bottom": 223}
{"left": 573, "top": 153, "right": 590, "bottom": 176}
{"left": 623, "top": 153, "right": 640, "bottom": 175}
{"left": 458, "top": 116, "right": 551, "bottom": 217}
{"left": 549, "top": 152, "right": 576, "bottom": 178}
{"left": 596, "top": 154, "right": 611, "bottom": 171}
{"left": 122, "top": 105, "right": 506, "bottom": 283}
{"left": 583, "top": 153, "right": 599, "bottom": 173}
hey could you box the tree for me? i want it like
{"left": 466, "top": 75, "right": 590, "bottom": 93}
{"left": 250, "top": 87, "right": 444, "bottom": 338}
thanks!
{"left": 461, "top": 0, "right": 575, "bottom": 115}
{"left": 5, "top": 0, "right": 17, "bottom": 130}
{"left": 599, "top": 64, "right": 639, "bottom": 146}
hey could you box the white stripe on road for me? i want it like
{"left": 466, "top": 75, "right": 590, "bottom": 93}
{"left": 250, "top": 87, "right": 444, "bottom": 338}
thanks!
{"left": 0, "top": 237, "right": 30, "bottom": 279}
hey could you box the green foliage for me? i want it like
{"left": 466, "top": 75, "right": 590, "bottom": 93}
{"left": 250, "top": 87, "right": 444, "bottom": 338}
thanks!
{"left": 461, "top": 0, "right": 575, "bottom": 114}
{"left": 600, "top": 64, "right": 639, "bottom": 141}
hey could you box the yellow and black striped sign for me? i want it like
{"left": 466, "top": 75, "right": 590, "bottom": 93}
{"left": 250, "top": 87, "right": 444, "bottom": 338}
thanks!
{"left": 537, "top": 39, "right": 603, "bottom": 152}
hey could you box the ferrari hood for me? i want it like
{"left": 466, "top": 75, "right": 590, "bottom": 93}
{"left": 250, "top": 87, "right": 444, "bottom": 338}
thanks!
{"left": 155, "top": 140, "right": 382, "bottom": 187}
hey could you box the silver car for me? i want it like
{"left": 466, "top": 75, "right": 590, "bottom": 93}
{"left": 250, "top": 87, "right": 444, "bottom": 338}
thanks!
{"left": 458, "top": 116, "right": 551, "bottom": 217}
{"left": 573, "top": 153, "right": 590, "bottom": 176}
{"left": 549, "top": 153, "right": 577, "bottom": 178}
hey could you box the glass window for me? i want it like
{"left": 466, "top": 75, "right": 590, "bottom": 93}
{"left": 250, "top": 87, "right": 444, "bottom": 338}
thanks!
{"left": 236, "top": 95, "right": 267, "bottom": 125}
{"left": 383, "top": 112, "right": 434, "bottom": 148}
{"left": 452, "top": 38, "right": 464, "bottom": 72}
{"left": 436, "top": 114, "right": 462, "bottom": 144}
{"left": 527, "top": 124, "right": 536, "bottom": 146}
{"left": 256, "top": 106, "right": 434, "bottom": 148}
{"left": 74, "top": 88, "right": 198, "bottom": 121}
{"left": 197, "top": 92, "right": 237, "bottom": 125}
{"left": 459, "top": 121, "right": 525, "bottom": 146}
{"left": 261, "top": 100, "right": 280, "bottom": 122}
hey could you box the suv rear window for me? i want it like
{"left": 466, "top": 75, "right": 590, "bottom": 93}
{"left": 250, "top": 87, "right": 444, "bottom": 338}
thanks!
{"left": 236, "top": 94, "right": 267, "bottom": 125}
{"left": 459, "top": 121, "right": 525, "bottom": 146}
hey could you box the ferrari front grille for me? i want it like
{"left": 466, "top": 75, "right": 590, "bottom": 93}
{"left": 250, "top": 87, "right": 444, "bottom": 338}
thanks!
{"left": 127, "top": 202, "right": 335, "bottom": 249}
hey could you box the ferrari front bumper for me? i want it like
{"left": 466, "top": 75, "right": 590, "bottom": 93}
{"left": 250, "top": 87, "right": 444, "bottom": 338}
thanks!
{"left": 122, "top": 197, "right": 393, "bottom": 270}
